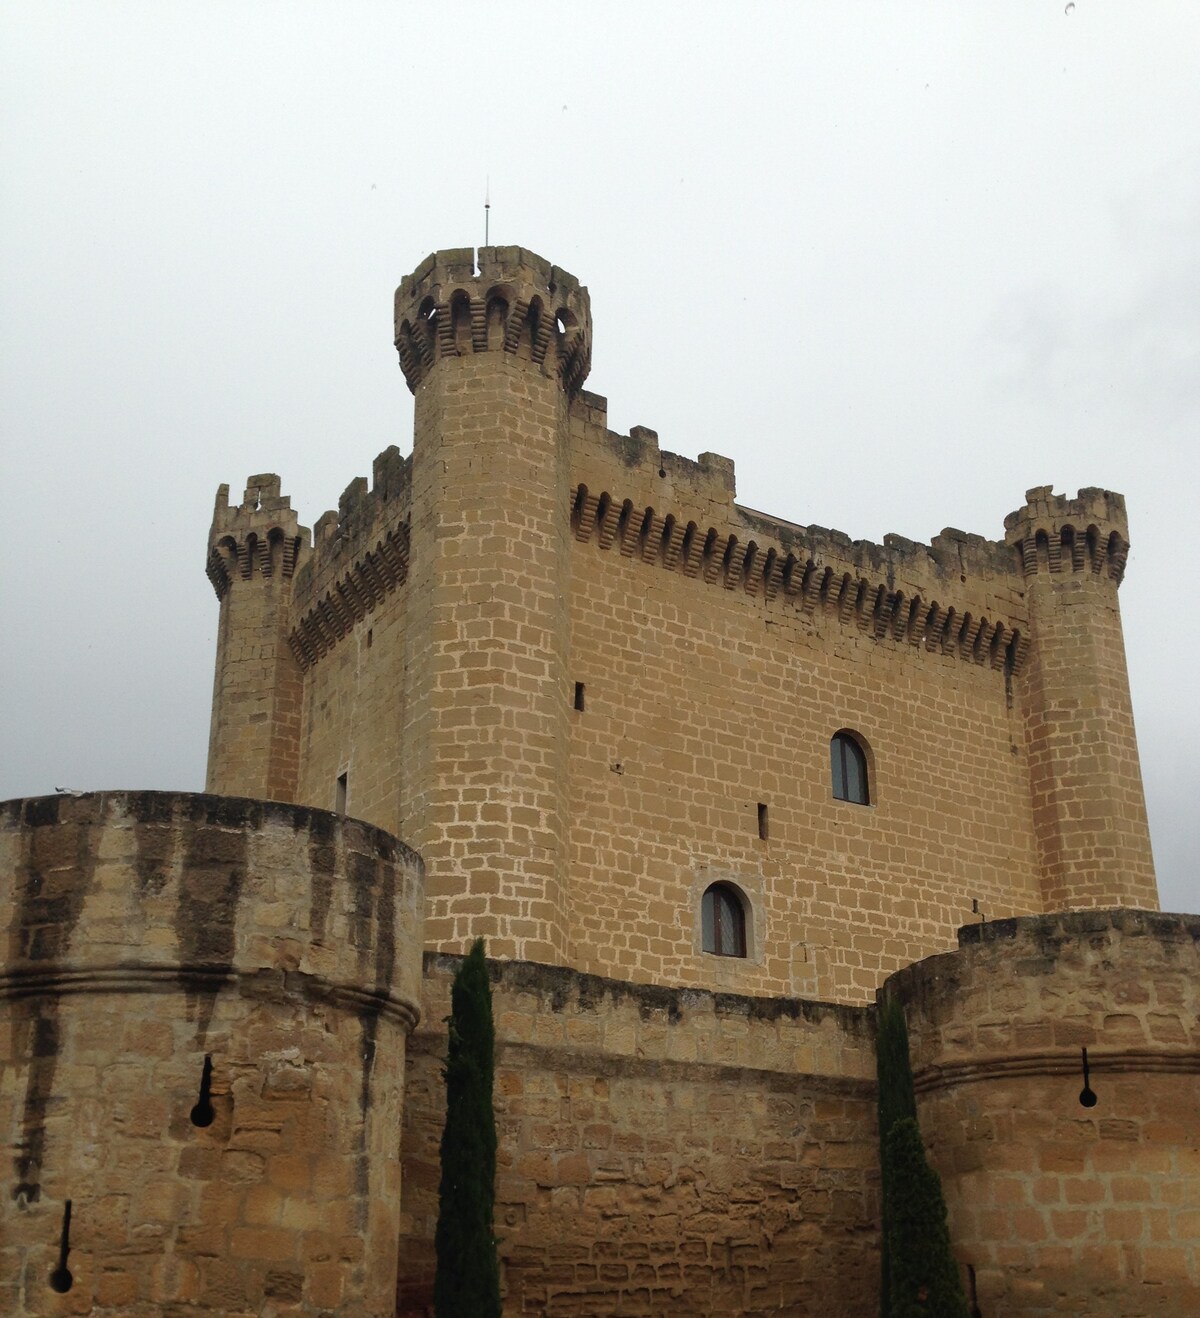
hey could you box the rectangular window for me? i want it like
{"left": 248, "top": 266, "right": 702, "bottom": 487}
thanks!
{"left": 336, "top": 772, "right": 348, "bottom": 814}
{"left": 574, "top": 682, "right": 585, "bottom": 712}
{"left": 757, "top": 802, "right": 768, "bottom": 840}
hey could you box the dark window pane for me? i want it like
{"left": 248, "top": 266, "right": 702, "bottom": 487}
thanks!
{"left": 831, "top": 733, "right": 869, "bottom": 805}
{"left": 701, "top": 883, "right": 746, "bottom": 958}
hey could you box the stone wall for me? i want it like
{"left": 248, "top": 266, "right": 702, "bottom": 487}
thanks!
{"left": 0, "top": 791, "right": 424, "bottom": 1317}
{"left": 397, "top": 954, "right": 880, "bottom": 1317}
{"left": 887, "top": 909, "right": 1200, "bottom": 1316}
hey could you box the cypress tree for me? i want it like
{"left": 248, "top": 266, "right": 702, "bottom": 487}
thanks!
{"left": 884, "top": 1118, "right": 970, "bottom": 1318}
{"left": 876, "top": 996, "right": 968, "bottom": 1318}
{"left": 434, "top": 939, "right": 500, "bottom": 1318}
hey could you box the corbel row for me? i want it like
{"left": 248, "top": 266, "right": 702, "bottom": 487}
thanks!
{"left": 205, "top": 530, "right": 304, "bottom": 601}
{"left": 1015, "top": 524, "right": 1129, "bottom": 584}
{"left": 287, "top": 524, "right": 410, "bottom": 669}
{"left": 572, "top": 487, "right": 1030, "bottom": 675}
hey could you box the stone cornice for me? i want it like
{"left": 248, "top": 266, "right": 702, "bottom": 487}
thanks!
{"left": 0, "top": 961, "right": 421, "bottom": 1031}
{"left": 914, "top": 1047, "right": 1199, "bottom": 1095}
{"left": 571, "top": 485, "right": 1031, "bottom": 675}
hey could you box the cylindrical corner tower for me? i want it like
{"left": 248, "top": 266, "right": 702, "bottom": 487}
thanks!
{"left": 886, "top": 912, "right": 1200, "bottom": 1315}
{"left": 394, "top": 246, "right": 592, "bottom": 964}
{"left": 206, "top": 476, "right": 310, "bottom": 802}
{"left": 0, "top": 791, "right": 423, "bottom": 1316}
{"left": 1005, "top": 487, "right": 1157, "bottom": 911}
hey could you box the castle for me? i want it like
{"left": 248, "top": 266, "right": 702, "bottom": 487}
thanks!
{"left": 2, "top": 246, "right": 1197, "bottom": 1316}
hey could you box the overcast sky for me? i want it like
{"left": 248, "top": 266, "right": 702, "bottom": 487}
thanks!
{"left": 2, "top": 3, "right": 1197, "bottom": 914}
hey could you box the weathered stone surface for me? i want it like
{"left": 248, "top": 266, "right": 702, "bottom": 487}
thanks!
{"left": 0, "top": 791, "right": 424, "bottom": 1316}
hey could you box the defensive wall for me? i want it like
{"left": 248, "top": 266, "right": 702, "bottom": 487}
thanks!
{"left": 392, "top": 910, "right": 1199, "bottom": 1318}
{"left": 206, "top": 245, "right": 1156, "bottom": 1006}
{"left": 2, "top": 830, "right": 1194, "bottom": 1316}
{"left": 1, "top": 791, "right": 424, "bottom": 1317}
{"left": 398, "top": 955, "right": 880, "bottom": 1317}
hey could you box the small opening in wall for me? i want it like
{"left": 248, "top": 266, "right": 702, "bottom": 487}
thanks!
{"left": 190, "top": 1055, "right": 215, "bottom": 1128}
{"left": 336, "top": 773, "right": 348, "bottom": 815}
{"left": 49, "top": 1200, "right": 73, "bottom": 1293}
{"left": 574, "top": 682, "right": 585, "bottom": 712}
{"left": 757, "top": 802, "right": 768, "bottom": 841}
{"left": 1078, "top": 1046, "right": 1097, "bottom": 1108}
{"left": 966, "top": 1264, "right": 982, "bottom": 1318}
{"left": 366, "top": 628, "right": 373, "bottom": 648}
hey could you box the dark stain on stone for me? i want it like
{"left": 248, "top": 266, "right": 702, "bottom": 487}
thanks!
{"left": 7, "top": 799, "right": 98, "bottom": 1205}
{"left": 177, "top": 822, "right": 247, "bottom": 1043}
{"left": 356, "top": 1014, "right": 378, "bottom": 1213}
{"left": 373, "top": 856, "right": 397, "bottom": 998}
{"left": 307, "top": 811, "right": 337, "bottom": 944}
{"left": 350, "top": 845, "right": 398, "bottom": 1214}
{"left": 134, "top": 821, "right": 176, "bottom": 898}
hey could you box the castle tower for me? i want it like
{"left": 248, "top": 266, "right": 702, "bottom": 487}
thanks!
{"left": 0, "top": 791, "right": 424, "bottom": 1316}
{"left": 1005, "top": 487, "right": 1157, "bottom": 910}
{"left": 393, "top": 247, "right": 592, "bottom": 963}
{"left": 205, "top": 476, "right": 309, "bottom": 801}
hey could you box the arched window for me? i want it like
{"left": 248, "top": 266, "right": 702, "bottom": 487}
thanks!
{"left": 701, "top": 882, "right": 747, "bottom": 958}
{"left": 831, "top": 731, "right": 870, "bottom": 805}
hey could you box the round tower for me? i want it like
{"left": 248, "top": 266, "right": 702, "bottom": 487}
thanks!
{"left": 0, "top": 791, "right": 423, "bottom": 1316}
{"left": 1004, "top": 487, "right": 1157, "bottom": 911}
{"left": 205, "top": 475, "right": 310, "bottom": 802}
{"left": 394, "top": 246, "right": 592, "bottom": 964}
{"left": 886, "top": 911, "right": 1200, "bottom": 1315}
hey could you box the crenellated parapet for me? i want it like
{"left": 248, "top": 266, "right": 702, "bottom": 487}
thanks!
{"left": 1003, "top": 485, "right": 1130, "bottom": 585}
{"left": 205, "top": 473, "right": 311, "bottom": 600}
{"left": 393, "top": 245, "right": 592, "bottom": 396}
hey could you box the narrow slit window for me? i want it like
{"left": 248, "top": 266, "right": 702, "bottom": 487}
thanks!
{"left": 336, "top": 772, "right": 348, "bottom": 814}
{"left": 757, "top": 802, "right": 768, "bottom": 840}
{"left": 574, "top": 682, "right": 585, "bottom": 712}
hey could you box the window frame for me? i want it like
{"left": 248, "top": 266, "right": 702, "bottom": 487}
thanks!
{"left": 830, "top": 730, "right": 870, "bottom": 806}
{"left": 701, "top": 882, "right": 748, "bottom": 958}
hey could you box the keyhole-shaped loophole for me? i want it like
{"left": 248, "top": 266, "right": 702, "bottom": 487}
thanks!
{"left": 1078, "top": 1046, "right": 1097, "bottom": 1108}
{"left": 48, "top": 1199, "right": 73, "bottom": 1293}
{"left": 190, "top": 1054, "right": 215, "bottom": 1127}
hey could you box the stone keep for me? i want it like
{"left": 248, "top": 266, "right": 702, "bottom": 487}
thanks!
{"left": 206, "top": 245, "right": 1156, "bottom": 1001}
{"left": 3, "top": 246, "right": 1194, "bottom": 1317}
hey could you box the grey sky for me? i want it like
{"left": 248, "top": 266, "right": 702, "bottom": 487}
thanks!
{"left": 3, "top": 3, "right": 1197, "bottom": 913}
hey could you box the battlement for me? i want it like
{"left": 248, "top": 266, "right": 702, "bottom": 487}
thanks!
{"left": 206, "top": 474, "right": 311, "bottom": 599}
{"left": 393, "top": 245, "right": 592, "bottom": 396}
{"left": 1004, "top": 485, "right": 1130, "bottom": 583}
{"left": 287, "top": 446, "right": 414, "bottom": 668}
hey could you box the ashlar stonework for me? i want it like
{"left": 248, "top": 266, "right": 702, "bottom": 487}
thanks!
{"left": 2, "top": 246, "right": 1194, "bottom": 1316}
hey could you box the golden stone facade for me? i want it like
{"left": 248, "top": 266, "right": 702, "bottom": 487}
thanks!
{"left": 3, "top": 246, "right": 1195, "bottom": 1315}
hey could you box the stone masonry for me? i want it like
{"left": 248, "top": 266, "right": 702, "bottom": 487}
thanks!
{"left": 1, "top": 792, "right": 424, "bottom": 1316}
{"left": 1, "top": 245, "right": 1190, "bottom": 1316}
